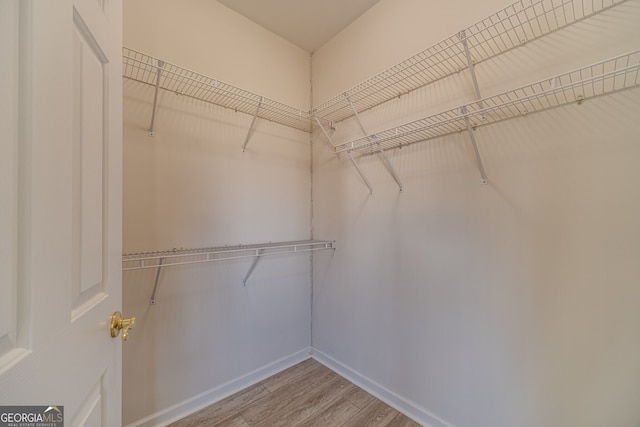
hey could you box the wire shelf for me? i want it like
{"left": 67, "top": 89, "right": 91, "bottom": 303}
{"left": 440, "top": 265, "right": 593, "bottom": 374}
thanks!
{"left": 122, "top": 240, "right": 335, "bottom": 271}
{"left": 123, "top": 47, "right": 312, "bottom": 133}
{"left": 312, "top": 0, "right": 628, "bottom": 124}
{"left": 334, "top": 50, "right": 640, "bottom": 154}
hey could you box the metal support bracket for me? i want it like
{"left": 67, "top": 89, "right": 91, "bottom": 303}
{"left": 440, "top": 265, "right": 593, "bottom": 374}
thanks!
{"left": 461, "top": 107, "right": 488, "bottom": 185}
{"left": 345, "top": 94, "right": 403, "bottom": 192}
{"left": 458, "top": 30, "right": 483, "bottom": 110}
{"left": 149, "top": 59, "right": 165, "bottom": 136}
{"left": 459, "top": 31, "right": 488, "bottom": 184}
{"left": 150, "top": 257, "right": 164, "bottom": 304}
{"left": 243, "top": 250, "right": 262, "bottom": 285}
{"left": 315, "top": 116, "right": 336, "bottom": 148}
{"left": 242, "top": 97, "right": 263, "bottom": 151}
{"left": 348, "top": 152, "right": 373, "bottom": 194}
{"left": 378, "top": 146, "right": 403, "bottom": 192}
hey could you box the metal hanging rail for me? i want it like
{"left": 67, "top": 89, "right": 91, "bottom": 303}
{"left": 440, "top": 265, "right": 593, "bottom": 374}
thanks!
{"left": 122, "top": 47, "right": 312, "bottom": 135}
{"left": 311, "top": 0, "right": 628, "bottom": 124}
{"left": 333, "top": 50, "right": 640, "bottom": 155}
{"left": 122, "top": 240, "right": 336, "bottom": 303}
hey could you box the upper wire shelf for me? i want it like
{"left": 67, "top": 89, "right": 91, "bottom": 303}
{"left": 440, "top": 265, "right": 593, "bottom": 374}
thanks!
{"left": 123, "top": 47, "right": 312, "bottom": 133}
{"left": 312, "top": 0, "right": 629, "bottom": 124}
{"left": 334, "top": 50, "right": 640, "bottom": 154}
{"left": 122, "top": 240, "right": 335, "bottom": 271}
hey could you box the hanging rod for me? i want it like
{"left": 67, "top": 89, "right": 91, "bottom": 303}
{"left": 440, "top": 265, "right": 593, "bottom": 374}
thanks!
{"left": 122, "top": 240, "right": 335, "bottom": 271}
{"left": 123, "top": 240, "right": 335, "bottom": 303}
{"left": 333, "top": 50, "right": 640, "bottom": 155}
{"left": 311, "top": 0, "right": 628, "bottom": 123}
{"left": 122, "top": 47, "right": 312, "bottom": 133}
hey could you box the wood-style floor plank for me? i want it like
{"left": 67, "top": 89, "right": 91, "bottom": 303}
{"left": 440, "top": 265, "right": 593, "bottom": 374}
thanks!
{"left": 388, "top": 412, "right": 423, "bottom": 427}
{"left": 343, "top": 384, "right": 378, "bottom": 408}
{"left": 260, "top": 358, "right": 324, "bottom": 393}
{"left": 296, "top": 397, "right": 361, "bottom": 427}
{"left": 252, "top": 373, "right": 351, "bottom": 426}
{"left": 169, "top": 383, "right": 268, "bottom": 427}
{"left": 241, "top": 364, "right": 336, "bottom": 425}
{"left": 340, "top": 399, "right": 400, "bottom": 427}
{"left": 170, "top": 358, "right": 422, "bottom": 427}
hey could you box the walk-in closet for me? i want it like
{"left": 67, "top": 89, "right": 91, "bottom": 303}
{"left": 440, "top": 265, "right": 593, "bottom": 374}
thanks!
{"left": 121, "top": 0, "right": 640, "bottom": 426}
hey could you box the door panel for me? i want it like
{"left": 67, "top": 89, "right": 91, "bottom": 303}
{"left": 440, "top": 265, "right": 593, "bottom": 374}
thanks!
{"left": 0, "top": 0, "right": 28, "bottom": 371}
{"left": 0, "top": 0, "right": 123, "bottom": 425}
{"left": 71, "top": 8, "right": 108, "bottom": 318}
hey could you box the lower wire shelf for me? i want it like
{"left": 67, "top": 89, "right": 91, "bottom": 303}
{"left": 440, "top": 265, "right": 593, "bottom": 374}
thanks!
{"left": 122, "top": 240, "right": 336, "bottom": 303}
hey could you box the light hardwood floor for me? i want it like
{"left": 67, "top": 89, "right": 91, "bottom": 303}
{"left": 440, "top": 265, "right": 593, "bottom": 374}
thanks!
{"left": 169, "top": 358, "right": 421, "bottom": 426}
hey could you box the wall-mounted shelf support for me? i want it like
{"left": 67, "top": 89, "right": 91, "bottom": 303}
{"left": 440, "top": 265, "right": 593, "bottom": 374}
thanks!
{"left": 315, "top": 116, "right": 336, "bottom": 149}
{"left": 150, "top": 257, "right": 164, "bottom": 305}
{"left": 348, "top": 152, "right": 373, "bottom": 195}
{"left": 461, "top": 106, "right": 488, "bottom": 185}
{"left": 243, "top": 97, "right": 264, "bottom": 151}
{"left": 345, "top": 94, "right": 403, "bottom": 192}
{"left": 378, "top": 146, "right": 404, "bottom": 191}
{"left": 148, "top": 59, "right": 165, "bottom": 136}
{"left": 123, "top": 240, "right": 335, "bottom": 303}
{"left": 459, "top": 30, "right": 488, "bottom": 184}
{"left": 243, "top": 250, "right": 262, "bottom": 285}
{"left": 345, "top": 94, "right": 368, "bottom": 137}
{"left": 459, "top": 30, "right": 484, "bottom": 110}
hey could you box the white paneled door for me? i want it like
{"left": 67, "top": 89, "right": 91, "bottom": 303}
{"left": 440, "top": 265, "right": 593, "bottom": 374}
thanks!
{"left": 0, "top": 0, "right": 124, "bottom": 425}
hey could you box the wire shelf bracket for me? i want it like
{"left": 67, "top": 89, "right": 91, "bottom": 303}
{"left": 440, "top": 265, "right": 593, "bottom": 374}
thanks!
{"left": 348, "top": 152, "right": 373, "bottom": 195}
{"left": 345, "top": 94, "right": 404, "bottom": 192}
{"left": 315, "top": 116, "right": 337, "bottom": 150}
{"left": 242, "top": 250, "right": 262, "bottom": 285}
{"left": 461, "top": 106, "right": 489, "bottom": 185}
{"left": 459, "top": 30, "right": 484, "bottom": 110}
{"left": 460, "top": 29, "right": 488, "bottom": 184}
{"left": 148, "top": 59, "right": 165, "bottom": 136}
{"left": 150, "top": 257, "right": 164, "bottom": 305}
{"left": 243, "top": 97, "right": 263, "bottom": 151}
{"left": 123, "top": 240, "right": 336, "bottom": 303}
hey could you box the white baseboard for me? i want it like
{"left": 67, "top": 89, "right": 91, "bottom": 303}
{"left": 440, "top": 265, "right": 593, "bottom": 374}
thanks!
{"left": 310, "top": 348, "right": 454, "bottom": 427}
{"left": 125, "top": 346, "right": 453, "bottom": 427}
{"left": 124, "top": 347, "right": 313, "bottom": 427}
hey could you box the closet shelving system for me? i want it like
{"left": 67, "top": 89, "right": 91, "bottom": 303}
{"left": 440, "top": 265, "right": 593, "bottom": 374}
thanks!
{"left": 311, "top": 0, "right": 637, "bottom": 190}
{"left": 123, "top": 240, "right": 335, "bottom": 303}
{"left": 122, "top": 53, "right": 332, "bottom": 296}
{"left": 122, "top": 47, "right": 312, "bottom": 148}
{"left": 335, "top": 51, "right": 640, "bottom": 154}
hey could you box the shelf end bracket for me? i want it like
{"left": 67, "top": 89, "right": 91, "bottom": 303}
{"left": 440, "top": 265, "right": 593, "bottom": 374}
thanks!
{"left": 459, "top": 30, "right": 484, "bottom": 112}
{"left": 149, "top": 59, "right": 165, "bottom": 137}
{"left": 378, "top": 146, "right": 403, "bottom": 192}
{"left": 348, "top": 151, "right": 373, "bottom": 194}
{"left": 315, "top": 116, "right": 336, "bottom": 149}
{"left": 150, "top": 257, "right": 164, "bottom": 305}
{"left": 243, "top": 250, "right": 262, "bottom": 285}
{"left": 461, "top": 106, "right": 488, "bottom": 185}
{"left": 243, "top": 97, "right": 264, "bottom": 151}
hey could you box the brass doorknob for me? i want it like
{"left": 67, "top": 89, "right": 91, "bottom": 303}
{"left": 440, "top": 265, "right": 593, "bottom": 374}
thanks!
{"left": 110, "top": 311, "right": 136, "bottom": 341}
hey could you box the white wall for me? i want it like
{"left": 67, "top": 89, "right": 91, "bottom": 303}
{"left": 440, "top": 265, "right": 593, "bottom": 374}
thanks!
{"left": 124, "top": 0, "right": 310, "bottom": 110}
{"left": 311, "top": 1, "right": 640, "bottom": 426}
{"left": 122, "top": 1, "right": 312, "bottom": 424}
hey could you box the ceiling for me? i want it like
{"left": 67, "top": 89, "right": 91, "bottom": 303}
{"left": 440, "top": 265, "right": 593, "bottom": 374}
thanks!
{"left": 216, "top": 0, "right": 382, "bottom": 52}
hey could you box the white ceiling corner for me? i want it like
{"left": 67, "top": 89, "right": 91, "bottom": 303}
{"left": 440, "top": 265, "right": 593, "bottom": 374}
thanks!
{"left": 216, "top": 0, "right": 382, "bottom": 52}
